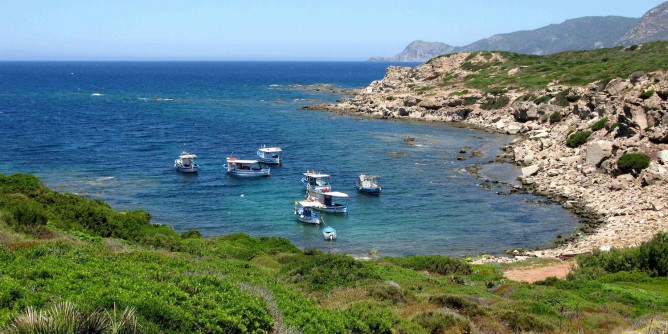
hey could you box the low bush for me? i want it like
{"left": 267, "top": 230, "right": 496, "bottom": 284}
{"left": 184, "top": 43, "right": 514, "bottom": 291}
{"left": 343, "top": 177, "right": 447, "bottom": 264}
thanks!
{"left": 639, "top": 90, "right": 655, "bottom": 99}
{"left": 381, "top": 255, "right": 471, "bottom": 276}
{"left": 480, "top": 96, "right": 510, "bottom": 110}
{"left": 617, "top": 153, "right": 651, "bottom": 174}
{"left": 413, "top": 310, "right": 470, "bottom": 334}
{"left": 554, "top": 89, "right": 571, "bottom": 107}
{"left": 283, "top": 252, "right": 380, "bottom": 291}
{"left": 549, "top": 111, "right": 562, "bottom": 123}
{"left": 566, "top": 130, "right": 592, "bottom": 148}
{"left": 591, "top": 117, "right": 609, "bottom": 131}
{"left": 573, "top": 232, "right": 668, "bottom": 278}
{"left": 429, "top": 295, "right": 484, "bottom": 317}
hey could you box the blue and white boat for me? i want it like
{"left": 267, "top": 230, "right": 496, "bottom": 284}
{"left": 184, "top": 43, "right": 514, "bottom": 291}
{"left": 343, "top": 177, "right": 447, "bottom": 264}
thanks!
{"left": 356, "top": 174, "right": 381, "bottom": 194}
{"left": 301, "top": 171, "right": 331, "bottom": 191}
{"left": 224, "top": 158, "right": 270, "bottom": 177}
{"left": 174, "top": 150, "right": 199, "bottom": 173}
{"left": 322, "top": 226, "right": 337, "bottom": 241}
{"left": 257, "top": 145, "right": 283, "bottom": 165}
{"left": 306, "top": 189, "right": 349, "bottom": 214}
{"left": 294, "top": 201, "right": 323, "bottom": 225}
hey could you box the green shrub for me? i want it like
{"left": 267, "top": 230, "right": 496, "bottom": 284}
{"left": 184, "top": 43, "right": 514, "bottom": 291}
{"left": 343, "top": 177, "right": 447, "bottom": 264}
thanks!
{"left": 566, "top": 130, "right": 592, "bottom": 148}
{"left": 617, "top": 153, "right": 651, "bottom": 174}
{"left": 429, "top": 295, "right": 484, "bottom": 317}
{"left": 573, "top": 232, "right": 668, "bottom": 278}
{"left": 283, "top": 252, "right": 380, "bottom": 291}
{"left": 554, "top": 89, "right": 571, "bottom": 107}
{"left": 639, "top": 90, "right": 655, "bottom": 99}
{"left": 368, "top": 285, "right": 407, "bottom": 305}
{"left": 463, "top": 97, "right": 478, "bottom": 105}
{"left": 345, "top": 302, "right": 394, "bottom": 334}
{"left": 480, "top": 96, "right": 510, "bottom": 110}
{"left": 181, "top": 229, "right": 202, "bottom": 239}
{"left": 381, "top": 255, "right": 472, "bottom": 276}
{"left": 549, "top": 111, "right": 562, "bottom": 123}
{"left": 413, "top": 311, "right": 470, "bottom": 334}
{"left": 591, "top": 117, "right": 609, "bottom": 131}
{"left": 534, "top": 95, "right": 550, "bottom": 105}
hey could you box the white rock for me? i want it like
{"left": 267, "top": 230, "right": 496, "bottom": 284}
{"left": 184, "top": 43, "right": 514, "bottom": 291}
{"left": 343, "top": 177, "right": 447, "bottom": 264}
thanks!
{"left": 658, "top": 150, "right": 668, "bottom": 165}
{"left": 585, "top": 140, "right": 613, "bottom": 166}
{"left": 521, "top": 165, "right": 540, "bottom": 177}
{"left": 506, "top": 124, "right": 522, "bottom": 135}
{"left": 560, "top": 156, "right": 581, "bottom": 164}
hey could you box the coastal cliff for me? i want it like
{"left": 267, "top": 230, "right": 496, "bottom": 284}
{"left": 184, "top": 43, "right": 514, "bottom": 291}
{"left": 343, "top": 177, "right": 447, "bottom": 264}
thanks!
{"left": 308, "top": 43, "right": 668, "bottom": 258}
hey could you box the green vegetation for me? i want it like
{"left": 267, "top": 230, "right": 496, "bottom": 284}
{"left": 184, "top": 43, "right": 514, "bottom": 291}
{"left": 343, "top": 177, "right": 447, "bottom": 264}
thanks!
{"left": 1, "top": 173, "right": 668, "bottom": 333}
{"left": 639, "top": 89, "right": 655, "bottom": 99}
{"left": 427, "top": 41, "right": 668, "bottom": 91}
{"left": 617, "top": 153, "right": 651, "bottom": 174}
{"left": 549, "top": 111, "right": 562, "bottom": 124}
{"left": 591, "top": 117, "right": 609, "bottom": 131}
{"left": 480, "top": 96, "right": 510, "bottom": 110}
{"left": 566, "top": 130, "right": 592, "bottom": 148}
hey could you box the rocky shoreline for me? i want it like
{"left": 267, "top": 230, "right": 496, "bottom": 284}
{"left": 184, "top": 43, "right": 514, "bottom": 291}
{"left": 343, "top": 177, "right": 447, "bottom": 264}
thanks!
{"left": 304, "top": 52, "right": 668, "bottom": 262}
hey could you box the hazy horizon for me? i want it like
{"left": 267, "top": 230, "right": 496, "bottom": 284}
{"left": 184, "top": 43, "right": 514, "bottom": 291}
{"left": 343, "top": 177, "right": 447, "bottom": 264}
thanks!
{"left": 1, "top": 0, "right": 663, "bottom": 61}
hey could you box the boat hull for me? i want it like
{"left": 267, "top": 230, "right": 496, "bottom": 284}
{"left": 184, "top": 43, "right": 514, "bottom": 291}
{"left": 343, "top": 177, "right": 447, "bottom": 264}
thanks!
{"left": 257, "top": 156, "right": 281, "bottom": 165}
{"left": 323, "top": 227, "right": 337, "bottom": 240}
{"left": 224, "top": 164, "right": 270, "bottom": 177}
{"left": 294, "top": 208, "right": 321, "bottom": 224}
{"left": 312, "top": 205, "right": 348, "bottom": 214}
{"left": 174, "top": 162, "right": 199, "bottom": 173}
{"left": 358, "top": 186, "right": 381, "bottom": 194}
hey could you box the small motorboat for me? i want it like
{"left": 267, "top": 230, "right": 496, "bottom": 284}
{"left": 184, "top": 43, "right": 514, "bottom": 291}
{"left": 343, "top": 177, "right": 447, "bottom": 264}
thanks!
{"left": 224, "top": 158, "right": 270, "bottom": 177}
{"left": 301, "top": 171, "right": 331, "bottom": 191}
{"left": 357, "top": 174, "right": 381, "bottom": 194}
{"left": 257, "top": 145, "right": 283, "bottom": 165}
{"left": 294, "top": 201, "right": 322, "bottom": 225}
{"left": 322, "top": 226, "right": 337, "bottom": 241}
{"left": 174, "top": 150, "right": 199, "bottom": 173}
{"left": 306, "top": 189, "right": 349, "bottom": 214}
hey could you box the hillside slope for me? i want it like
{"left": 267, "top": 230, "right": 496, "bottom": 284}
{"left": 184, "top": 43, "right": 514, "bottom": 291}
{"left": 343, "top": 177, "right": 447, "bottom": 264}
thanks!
{"left": 1, "top": 173, "right": 668, "bottom": 333}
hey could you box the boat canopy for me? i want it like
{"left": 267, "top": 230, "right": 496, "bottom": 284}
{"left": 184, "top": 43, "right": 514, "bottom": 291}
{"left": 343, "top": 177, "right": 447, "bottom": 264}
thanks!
{"left": 259, "top": 147, "right": 282, "bottom": 153}
{"left": 227, "top": 158, "right": 259, "bottom": 164}
{"left": 298, "top": 200, "right": 326, "bottom": 208}
{"left": 179, "top": 154, "right": 197, "bottom": 159}
{"left": 303, "top": 172, "right": 330, "bottom": 178}
{"left": 324, "top": 191, "right": 349, "bottom": 198}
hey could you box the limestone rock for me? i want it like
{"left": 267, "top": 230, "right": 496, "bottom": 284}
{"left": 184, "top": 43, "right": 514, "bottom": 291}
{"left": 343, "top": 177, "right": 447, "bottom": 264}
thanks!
{"left": 521, "top": 165, "right": 539, "bottom": 177}
{"left": 658, "top": 150, "right": 668, "bottom": 165}
{"left": 585, "top": 140, "right": 613, "bottom": 166}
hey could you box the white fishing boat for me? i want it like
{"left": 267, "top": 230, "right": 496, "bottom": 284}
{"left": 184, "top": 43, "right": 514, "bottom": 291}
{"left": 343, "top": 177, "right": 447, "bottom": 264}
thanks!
{"left": 224, "top": 158, "right": 270, "bottom": 177}
{"left": 322, "top": 226, "right": 337, "bottom": 241}
{"left": 301, "top": 171, "right": 331, "bottom": 191}
{"left": 306, "top": 189, "right": 349, "bottom": 214}
{"left": 257, "top": 145, "right": 283, "bottom": 165}
{"left": 294, "top": 201, "right": 322, "bottom": 225}
{"left": 357, "top": 174, "right": 381, "bottom": 194}
{"left": 174, "top": 150, "right": 199, "bottom": 173}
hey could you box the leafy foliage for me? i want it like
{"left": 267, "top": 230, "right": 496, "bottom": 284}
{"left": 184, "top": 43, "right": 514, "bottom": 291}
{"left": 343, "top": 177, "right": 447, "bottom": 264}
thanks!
{"left": 380, "top": 255, "right": 472, "bottom": 276}
{"left": 591, "top": 117, "right": 609, "bottom": 131}
{"left": 617, "top": 153, "right": 651, "bottom": 173}
{"left": 480, "top": 96, "right": 510, "bottom": 110}
{"left": 566, "top": 130, "right": 592, "bottom": 148}
{"left": 549, "top": 111, "right": 562, "bottom": 124}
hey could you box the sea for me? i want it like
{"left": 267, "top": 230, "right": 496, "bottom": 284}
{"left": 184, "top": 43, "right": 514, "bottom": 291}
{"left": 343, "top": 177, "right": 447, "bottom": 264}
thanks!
{"left": 0, "top": 61, "right": 580, "bottom": 257}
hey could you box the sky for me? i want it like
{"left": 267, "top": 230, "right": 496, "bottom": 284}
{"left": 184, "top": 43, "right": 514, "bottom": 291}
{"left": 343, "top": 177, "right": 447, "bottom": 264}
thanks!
{"left": 0, "top": 0, "right": 664, "bottom": 61}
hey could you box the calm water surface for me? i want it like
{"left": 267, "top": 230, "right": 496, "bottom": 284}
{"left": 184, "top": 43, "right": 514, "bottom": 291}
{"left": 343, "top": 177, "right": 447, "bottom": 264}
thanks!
{"left": 0, "top": 62, "right": 579, "bottom": 257}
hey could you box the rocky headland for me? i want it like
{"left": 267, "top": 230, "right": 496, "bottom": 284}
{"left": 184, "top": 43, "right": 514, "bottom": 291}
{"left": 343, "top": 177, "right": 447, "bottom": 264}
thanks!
{"left": 307, "top": 45, "right": 668, "bottom": 260}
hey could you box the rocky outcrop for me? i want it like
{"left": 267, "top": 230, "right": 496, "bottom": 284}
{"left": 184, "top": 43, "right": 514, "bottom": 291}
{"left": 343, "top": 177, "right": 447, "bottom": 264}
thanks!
{"left": 369, "top": 40, "right": 458, "bottom": 62}
{"left": 309, "top": 51, "right": 668, "bottom": 259}
{"left": 619, "top": 1, "right": 668, "bottom": 45}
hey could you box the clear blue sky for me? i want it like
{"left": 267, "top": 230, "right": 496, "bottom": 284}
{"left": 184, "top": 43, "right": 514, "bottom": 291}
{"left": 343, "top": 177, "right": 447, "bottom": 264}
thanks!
{"left": 0, "top": 0, "right": 663, "bottom": 61}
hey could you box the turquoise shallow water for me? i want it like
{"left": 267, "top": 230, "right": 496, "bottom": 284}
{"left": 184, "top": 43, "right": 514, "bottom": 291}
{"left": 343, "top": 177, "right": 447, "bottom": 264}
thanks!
{"left": 0, "top": 61, "right": 579, "bottom": 257}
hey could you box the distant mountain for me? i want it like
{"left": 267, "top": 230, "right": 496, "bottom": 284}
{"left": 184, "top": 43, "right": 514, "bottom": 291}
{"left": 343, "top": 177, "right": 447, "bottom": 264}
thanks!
{"left": 618, "top": 1, "right": 668, "bottom": 45}
{"left": 458, "top": 16, "right": 639, "bottom": 55}
{"left": 370, "top": 1, "right": 668, "bottom": 62}
{"left": 368, "top": 40, "right": 457, "bottom": 62}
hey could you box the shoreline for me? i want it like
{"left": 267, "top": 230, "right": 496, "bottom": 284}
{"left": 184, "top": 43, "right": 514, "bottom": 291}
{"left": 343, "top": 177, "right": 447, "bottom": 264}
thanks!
{"left": 300, "top": 64, "right": 668, "bottom": 262}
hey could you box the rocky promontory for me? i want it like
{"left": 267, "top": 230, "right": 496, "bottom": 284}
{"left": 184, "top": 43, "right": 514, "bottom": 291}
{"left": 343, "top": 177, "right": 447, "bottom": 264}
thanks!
{"left": 308, "top": 45, "right": 668, "bottom": 259}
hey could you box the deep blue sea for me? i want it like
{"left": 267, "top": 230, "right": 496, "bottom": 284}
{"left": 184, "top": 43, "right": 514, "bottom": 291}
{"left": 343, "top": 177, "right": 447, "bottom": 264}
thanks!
{"left": 0, "top": 61, "right": 579, "bottom": 257}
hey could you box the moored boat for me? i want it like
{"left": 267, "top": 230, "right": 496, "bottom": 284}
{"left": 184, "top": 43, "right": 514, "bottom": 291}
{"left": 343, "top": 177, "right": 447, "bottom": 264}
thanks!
{"left": 322, "top": 226, "right": 337, "bottom": 241}
{"left": 224, "top": 158, "right": 270, "bottom": 177}
{"left": 174, "top": 150, "right": 199, "bottom": 173}
{"left": 306, "top": 189, "right": 349, "bottom": 214}
{"left": 294, "top": 201, "right": 323, "bottom": 225}
{"left": 257, "top": 145, "right": 283, "bottom": 165}
{"left": 356, "top": 174, "right": 381, "bottom": 194}
{"left": 301, "top": 171, "right": 331, "bottom": 191}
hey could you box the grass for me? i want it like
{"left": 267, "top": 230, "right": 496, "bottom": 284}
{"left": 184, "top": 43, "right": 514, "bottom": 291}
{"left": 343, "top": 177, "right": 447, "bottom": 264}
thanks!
{"left": 1, "top": 173, "right": 668, "bottom": 333}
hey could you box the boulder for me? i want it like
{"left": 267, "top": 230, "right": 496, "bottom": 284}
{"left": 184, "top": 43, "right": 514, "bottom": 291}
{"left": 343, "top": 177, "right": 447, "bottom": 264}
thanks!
{"left": 506, "top": 125, "right": 522, "bottom": 135}
{"left": 513, "top": 102, "right": 540, "bottom": 122}
{"left": 418, "top": 98, "right": 443, "bottom": 110}
{"left": 521, "top": 165, "right": 539, "bottom": 177}
{"left": 640, "top": 162, "right": 668, "bottom": 186}
{"left": 585, "top": 140, "right": 613, "bottom": 166}
{"left": 658, "top": 150, "right": 668, "bottom": 165}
